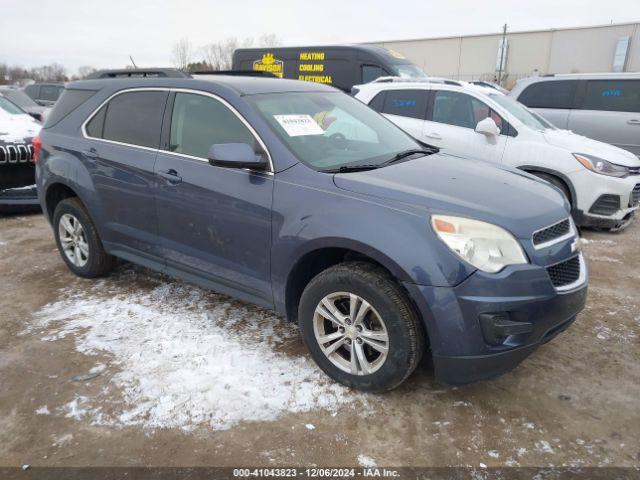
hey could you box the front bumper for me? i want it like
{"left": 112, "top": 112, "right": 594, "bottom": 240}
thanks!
{"left": 569, "top": 170, "right": 640, "bottom": 228}
{"left": 404, "top": 257, "right": 588, "bottom": 385}
{"left": 0, "top": 185, "right": 41, "bottom": 213}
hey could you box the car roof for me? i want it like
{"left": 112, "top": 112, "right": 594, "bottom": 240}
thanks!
{"left": 65, "top": 75, "right": 337, "bottom": 96}
{"left": 357, "top": 79, "right": 498, "bottom": 96}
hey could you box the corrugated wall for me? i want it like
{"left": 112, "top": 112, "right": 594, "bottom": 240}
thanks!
{"left": 370, "top": 22, "right": 640, "bottom": 88}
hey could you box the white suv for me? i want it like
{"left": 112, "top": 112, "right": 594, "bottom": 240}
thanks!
{"left": 354, "top": 80, "right": 640, "bottom": 230}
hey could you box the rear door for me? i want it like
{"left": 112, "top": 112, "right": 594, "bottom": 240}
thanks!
{"left": 154, "top": 91, "right": 274, "bottom": 306}
{"left": 82, "top": 89, "right": 168, "bottom": 258}
{"left": 569, "top": 79, "right": 640, "bottom": 157}
{"left": 370, "top": 89, "right": 429, "bottom": 139}
{"left": 516, "top": 80, "right": 578, "bottom": 129}
{"left": 420, "top": 90, "right": 508, "bottom": 164}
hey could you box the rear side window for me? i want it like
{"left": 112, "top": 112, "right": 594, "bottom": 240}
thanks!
{"left": 380, "top": 89, "right": 427, "bottom": 119}
{"left": 43, "top": 89, "right": 96, "bottom": 128}
{"left": 518, "top": 80, "right": 578, "bottom": 109}
{"left": 580, "top": 80, "right": 640, "bottom": 113}
{"left": 169, "top": 92, "right": 257, "bottom": 159}
{"left": 89, "top": 91, "right": 168, "bottom": 148}
{"left": 368, "top": 92, "right": 386, "bottom": 112}
{"left": 40, "top": 85, "right": 62, "bottom": 102}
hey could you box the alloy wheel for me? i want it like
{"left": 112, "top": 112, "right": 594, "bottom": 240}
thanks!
{"left": 313, "top": 292, "right": 389, "bottom": 375}
{"left": 58, "top": 213, "right": 89, "bottom": 267}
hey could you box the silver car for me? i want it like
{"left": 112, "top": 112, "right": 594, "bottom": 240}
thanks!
{"left": 510, "top": 73, "right": 640, "bottom": 158}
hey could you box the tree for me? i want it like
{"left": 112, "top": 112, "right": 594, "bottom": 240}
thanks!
{"left": 77, "top": 65, "right": 97, "bottom": 79}
{"left": 199, "top": 34, "right": 281, "bottom": 71}
{"left": 171, "top": 37, "right": 193, "bottom": 71}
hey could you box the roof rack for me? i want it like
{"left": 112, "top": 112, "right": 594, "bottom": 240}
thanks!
{"left": 85, "top": 68, "right": 190, "bottom": 79}
{"left": 191, "top": 70, "right": 278, "bottom": 77}
{"left": 370, "top": 76, "right": 463, "bottom": 86}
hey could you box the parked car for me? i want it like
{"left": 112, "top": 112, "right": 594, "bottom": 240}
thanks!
{"left": 232, "top": 45, "right": 427, "bottom": 92}
{"left": 0, "top": 86, "right": 49, "bottom": 122}
{"left": 0, "top": 108, "right": 41, "bottom": 212}
{"left": 24, "top": 82, "right": 64, "bottom": 107}
{"left": 510, "top": 73, "right": 640, "bottom": 158}
{"left": 355, "top": 80, "right": 640, "bottom": 230}
{"left": 36, "top": 75, "right": 587, "bottom": 391}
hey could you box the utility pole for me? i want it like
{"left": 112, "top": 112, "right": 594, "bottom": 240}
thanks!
{"left": 129, "top": 56, "right": 138, "bottom": 69}
{"left": 497, "top": 23, "right": 507, "bottom": 85}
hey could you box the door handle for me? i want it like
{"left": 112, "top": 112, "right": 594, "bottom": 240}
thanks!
{"left": 157, "top": 169, "right": 182, "bottom": 184}
{"left": 627, "top": 119, "right": 640, "bottom": 125}
{"left": 424, "top": 132, "right": 442, "bottom": 140}
{"left": 82, "top": 148, "right": 98, "bottom": 159}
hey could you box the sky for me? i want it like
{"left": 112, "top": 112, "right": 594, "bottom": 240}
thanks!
{"left": 1, "top": 0, "right": 639, "bottom": 74}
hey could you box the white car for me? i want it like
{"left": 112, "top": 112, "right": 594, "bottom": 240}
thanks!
{"left": 354, "top": 80, "right": 640, "bottom": 230}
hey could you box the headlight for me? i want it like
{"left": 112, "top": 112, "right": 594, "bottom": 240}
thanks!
{"left": 573, "top": 153, "right": 629, "bottom": 178}
{"left": 431, "top": 215, "right": 528, "bottom": 273}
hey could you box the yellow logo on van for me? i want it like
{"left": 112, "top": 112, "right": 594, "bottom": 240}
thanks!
{"left": 387, "top": 49, "right": 406, "bottom": 59}
{"left": 253, "top": 53, "right": 284, "bottom": 78}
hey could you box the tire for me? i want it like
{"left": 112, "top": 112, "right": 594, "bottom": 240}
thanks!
{"left": 531, "top": 172, "right": 572, "bottom": 205}
{"left": 53, "top": 197, "right": 115, "bottom": 278}
{"left": 298, "top": 261, "right": 425, "bottom": 392}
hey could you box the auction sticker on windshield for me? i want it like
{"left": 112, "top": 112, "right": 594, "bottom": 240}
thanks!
{"left": 274, "top": 114, "right": 325, "bottom": 137}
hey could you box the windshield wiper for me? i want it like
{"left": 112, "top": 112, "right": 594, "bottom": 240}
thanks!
{"left": 324, "top": 164, "right": 382, "bottom": 173}
{"left": 384, "top": 148, "right": 437, "bottom": 165}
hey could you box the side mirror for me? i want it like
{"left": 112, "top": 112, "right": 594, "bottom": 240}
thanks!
{"left": 475, "top": 117, "right": 500, "bottom": 136}
{"left": 208, "top": 143, "right": 267, "bottom": 170}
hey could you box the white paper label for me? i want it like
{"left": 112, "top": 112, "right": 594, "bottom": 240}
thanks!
{"left": 273, "top": 114, "right": 325, "bottom": 137}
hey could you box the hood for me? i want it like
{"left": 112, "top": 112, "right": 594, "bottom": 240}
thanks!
{"left": 333, "top": 153, "right": 569, "bottom": 238}
{"left": 543, "top": 128, "right": 640, "bottom": 167}
{"left": 0, "top": 111, "right": 40, "bottom": 144}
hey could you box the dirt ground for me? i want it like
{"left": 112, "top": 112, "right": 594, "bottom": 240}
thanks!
{"left": 0, "top": 211, "right": 639, "bottom": 470}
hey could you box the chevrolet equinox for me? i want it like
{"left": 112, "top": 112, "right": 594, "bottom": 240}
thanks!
{"left": 35, "top": 74, "right": 588, "bottom": 391}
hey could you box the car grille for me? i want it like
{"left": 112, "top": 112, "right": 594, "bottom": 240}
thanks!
{"left": 547, "top": 255, "right": 581, "bottom": 288}
{"left": 631, "top": 184, "right": 640, "bottom": 207}
{"left": 532, "top": 218, "right": 571, "bottom": 247}
{"left": 0, "top": 144, "right": 34, "bottom": 164}
{"left": 589, "top": 194, "right": 620, "bottom": 216}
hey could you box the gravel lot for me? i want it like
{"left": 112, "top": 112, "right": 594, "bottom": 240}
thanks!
{"left": 0, "top": 212, "right": 639, "bottom": 469}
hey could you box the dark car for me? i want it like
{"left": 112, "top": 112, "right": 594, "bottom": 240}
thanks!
{"left": 0, "top": 86, "right": 49, "bottom": 122}
{"left": 0, "top": 100, "right": 41, "bottom": 212}
{"left": 232, "top": 45, "right": 427, "bottom": 92}
{"left": 35, "top": 75, "right": 587, "bottom": 391}
{"left": 24, "top": 82, "right": 64, "bottom": 107}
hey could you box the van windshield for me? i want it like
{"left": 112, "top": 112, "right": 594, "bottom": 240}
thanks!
{"left": 392, "top": 64, "right": 428, "bottom": 79}
{"left": 488, "top": 93, "right": 555, "bottom": 131}
{"left": 247, "top": 91, "right": 421, "bottom": 170}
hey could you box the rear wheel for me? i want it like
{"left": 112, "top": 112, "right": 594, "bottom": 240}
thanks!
{"left": 298, "top": 261, "right": 425, "bottom": 392}
{"left": 53, "top": 197, "right": 115, "bottom": 278}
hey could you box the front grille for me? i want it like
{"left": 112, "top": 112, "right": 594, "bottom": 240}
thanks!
{"left": 533, "top": 219, "right": 571, "bottom": 246}
{"left": 547, "top": 256, "right": 581, "bottom": 288}
{"left": 589, "top": 194, "right": 620, "bottom": 216}
{"left": 0, "top": 143, "right": 34, "bottom": 164}
{"left": 631, "top": 184, "right": 640, "bottom": 207}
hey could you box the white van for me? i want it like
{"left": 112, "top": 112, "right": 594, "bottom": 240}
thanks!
{"left": 510, "top": 73, "right": 640, "bottom": 158}
{"left": 354, "top": 79, "right": 640, "bottom": 230}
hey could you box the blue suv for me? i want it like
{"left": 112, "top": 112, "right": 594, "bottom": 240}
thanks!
{"left": 35, "top": 73, "right": 588, "bottom": 391}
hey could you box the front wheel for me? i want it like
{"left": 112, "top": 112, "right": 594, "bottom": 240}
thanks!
{"left": 298, "top": 262, "right": 425, "bottom": 392}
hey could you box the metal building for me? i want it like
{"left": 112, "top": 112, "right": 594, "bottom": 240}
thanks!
{"left": 369, "top": 21, "right": 640, "bottom": 88}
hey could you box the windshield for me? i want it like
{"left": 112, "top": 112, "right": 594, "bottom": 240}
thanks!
{"left": 392, "top": 64, "right": 427, "bottom": 79}
{"left": 1, "top": 90, "right": 35, "bottom": 109}
{"left": 487, "top": 93, "right": 555, "bottom": 131}
{"left": 247, "top": 91, "right": 421, "bottom": 170}
{"left": 0, "top": 96, "right": 24, "bottom": 115}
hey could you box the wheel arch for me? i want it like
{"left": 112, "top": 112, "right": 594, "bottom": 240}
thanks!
{"left": 517, "top": 165, "right": 577, "bottom": 208}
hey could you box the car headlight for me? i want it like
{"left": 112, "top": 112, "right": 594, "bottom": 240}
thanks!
{"left": 431, "top": 215, "right": 528, "bottom": 273}
{"left": 573, "top": 153, "right": 629, "bottom": 178}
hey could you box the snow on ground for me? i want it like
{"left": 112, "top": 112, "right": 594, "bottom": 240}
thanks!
{"left": 28, "top": 275, "right": 365, "bottom": 431}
